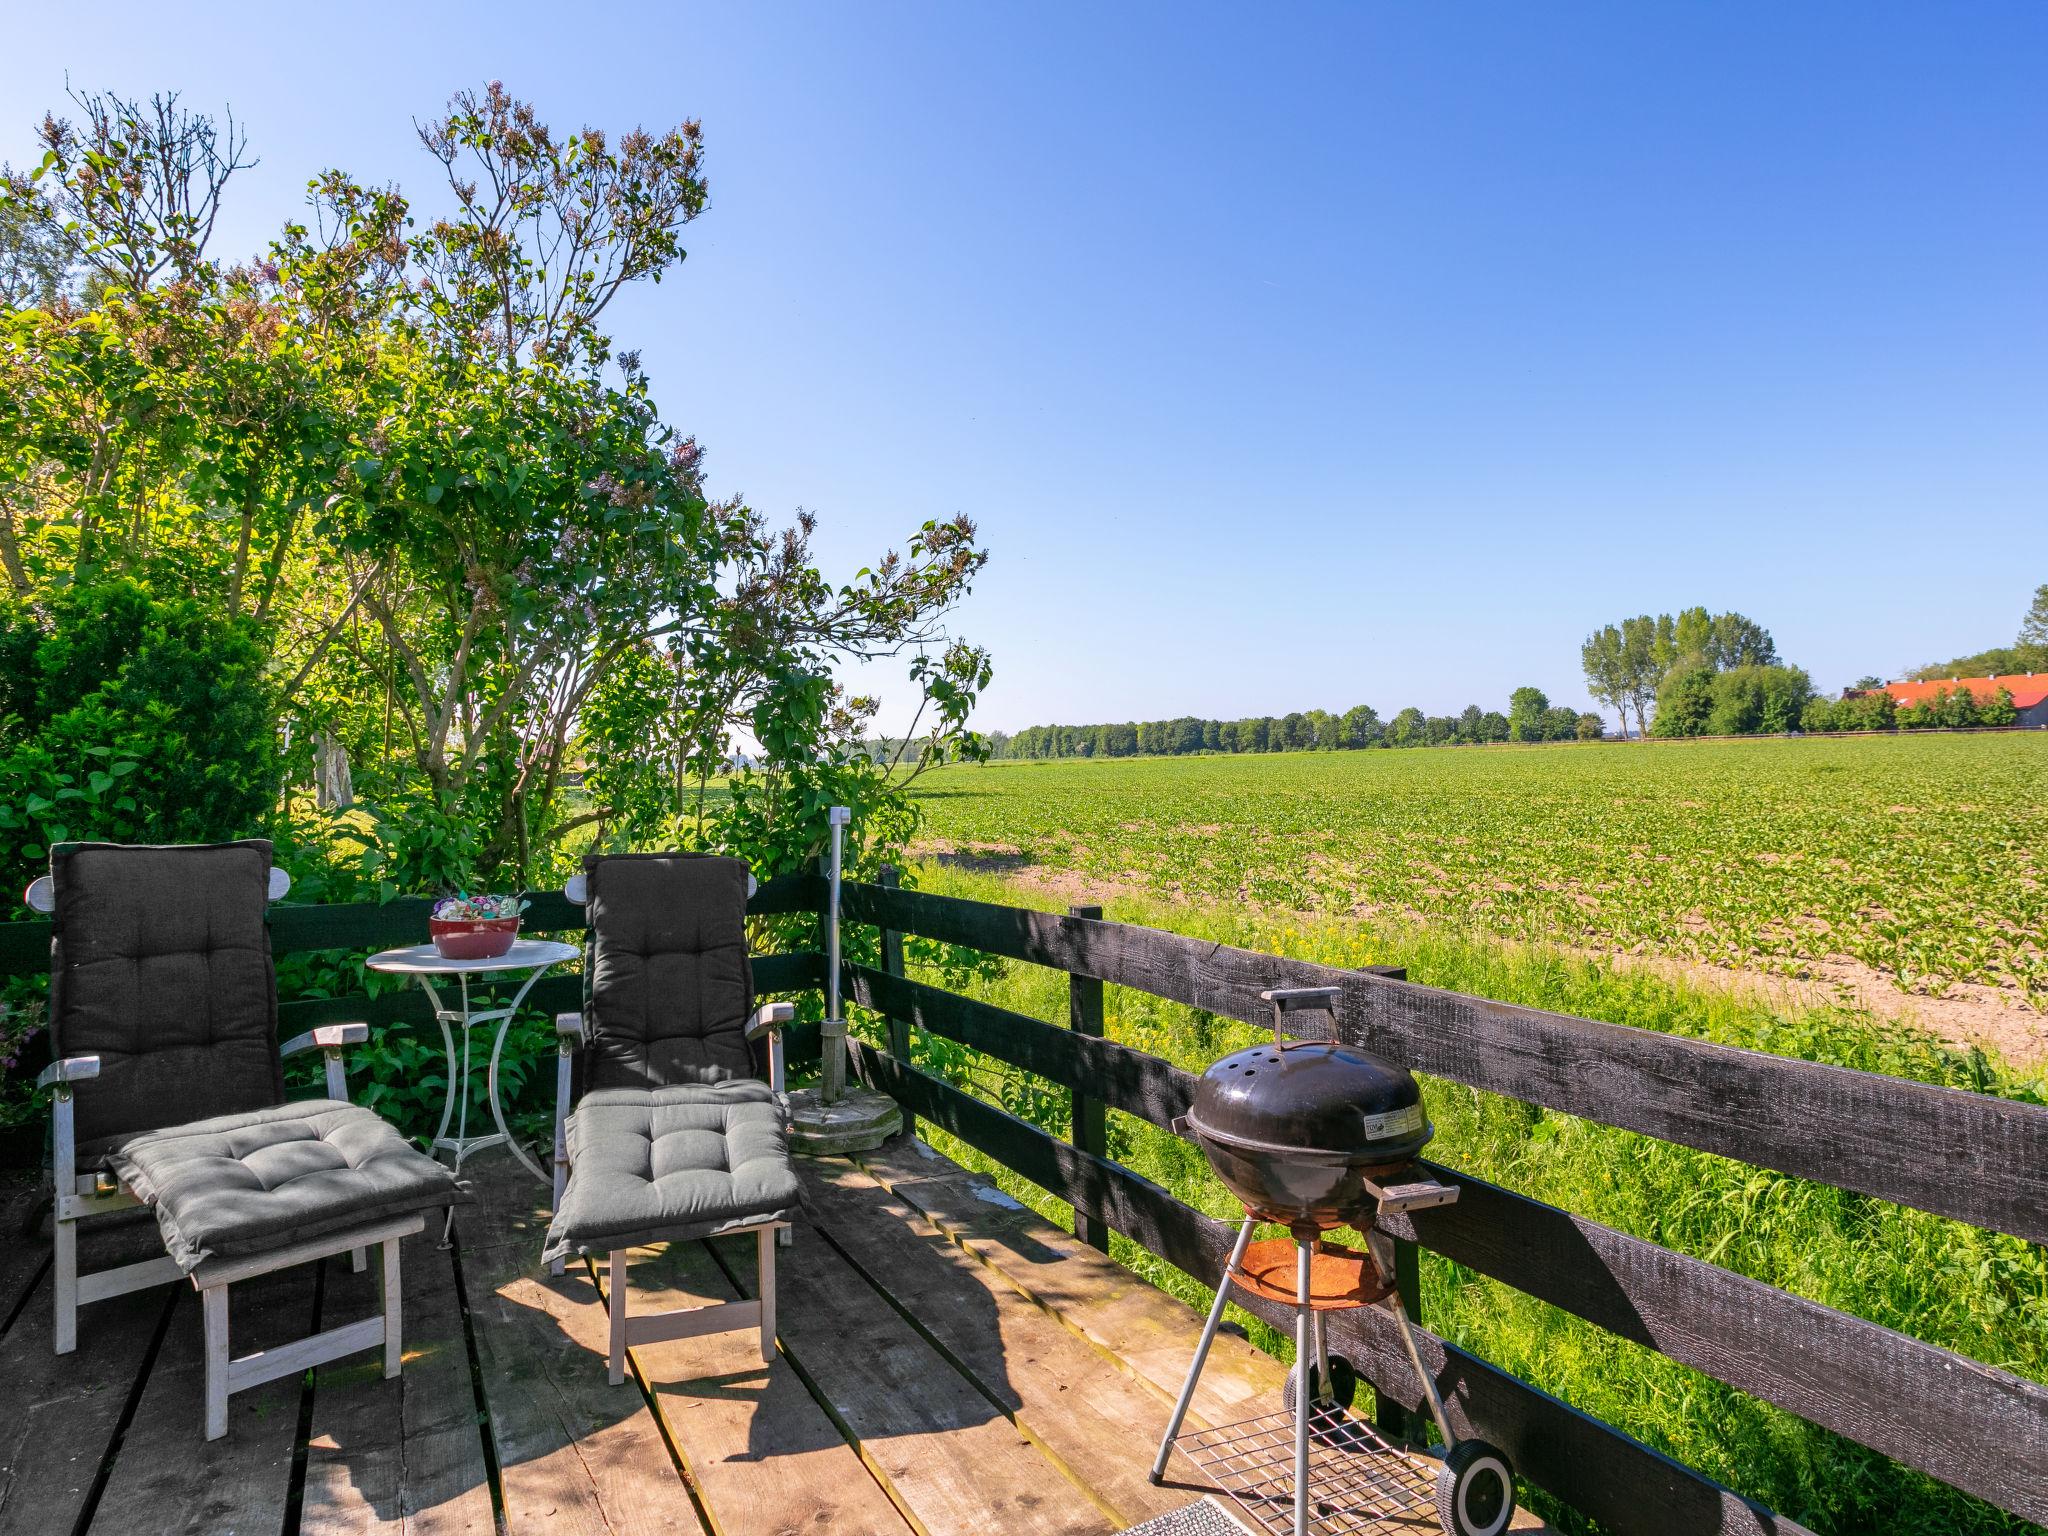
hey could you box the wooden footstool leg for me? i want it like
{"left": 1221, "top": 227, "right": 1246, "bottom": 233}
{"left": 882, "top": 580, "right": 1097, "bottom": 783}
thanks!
{"left": 757, "top": 1226, "right": 777, "bottom": 1363}
{"left": 381, "top": 1238, "right": 403, "bottom": 1379}
{"left": 608, "top": 1250, "right": 629, "bottom": 1385}
{"left": 202, "top": 1285, "right": 230, "bottom": 1441}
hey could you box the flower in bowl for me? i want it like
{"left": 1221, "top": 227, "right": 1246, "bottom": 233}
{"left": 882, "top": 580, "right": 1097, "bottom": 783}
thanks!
{"left": 428, "top": 893, "right": 530, "bottom": 959}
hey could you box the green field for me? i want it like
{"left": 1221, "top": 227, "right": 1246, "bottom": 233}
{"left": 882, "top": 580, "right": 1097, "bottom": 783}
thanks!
{"left": 914, "top": 734, "right": 2048, "bottom": 1003}
{"left": 885, "top": 735, "right": 2048, "bottom": 1535}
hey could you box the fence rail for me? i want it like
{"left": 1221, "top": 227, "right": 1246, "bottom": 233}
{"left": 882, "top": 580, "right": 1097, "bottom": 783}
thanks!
{"left": 838, "top": 877, "right": 2048, "bottom": 1532}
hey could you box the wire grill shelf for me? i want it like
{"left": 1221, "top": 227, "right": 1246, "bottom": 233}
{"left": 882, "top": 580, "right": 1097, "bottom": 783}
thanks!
{"left": 1177, "top": 1406, "right": 1439, "bottom": 1536}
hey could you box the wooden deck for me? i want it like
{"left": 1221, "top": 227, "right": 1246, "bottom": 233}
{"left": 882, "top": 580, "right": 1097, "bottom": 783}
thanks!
{"left": 0, "top": 1136, "right": 1316, "bottom": 1536}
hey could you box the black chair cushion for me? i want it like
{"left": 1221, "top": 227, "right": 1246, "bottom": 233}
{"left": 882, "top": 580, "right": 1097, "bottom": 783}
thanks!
{"left": 582, "top": 852, "right": 756, "bottom": 1091}
{"left": 50, "top": 840, "right": 284, "bottom": 1150}
{"left": 541, "top": 1081, "right": 798, "bottom": 1264}
{"left": 109, "top": 1099, "right": 470, "bottom": 1272}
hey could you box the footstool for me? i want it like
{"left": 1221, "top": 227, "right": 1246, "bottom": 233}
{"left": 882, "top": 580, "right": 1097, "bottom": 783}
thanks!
{"left": 112, "top": 1099, "right": 470, "bottom": 1438}
{"left": 542, "top": 1080, "right": 800, "bottom": 1382}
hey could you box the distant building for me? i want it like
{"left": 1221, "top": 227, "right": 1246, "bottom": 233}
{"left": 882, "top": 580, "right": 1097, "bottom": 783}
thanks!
{"left": 1847, "top": 674, "right": 2048, "bottom": 728}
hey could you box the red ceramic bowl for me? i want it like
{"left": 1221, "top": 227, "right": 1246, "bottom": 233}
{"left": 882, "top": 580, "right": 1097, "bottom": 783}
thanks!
{"left": 429, "top": 916, "right": 520, "bottom": 960}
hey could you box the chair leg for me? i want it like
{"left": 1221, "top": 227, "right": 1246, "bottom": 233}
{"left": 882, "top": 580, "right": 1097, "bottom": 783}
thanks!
{"left": 203, "top": 1285, "right": 230, "bottom": 1442}
{"left": 607, "top": 1251, "right": 628, "bottom": 1385}
{"left": 351, "top": 1246, "right": 368, "bottom": 1274}
{"left": 381, "top": 1239, "right": 403, "bottom": 1379}
{"left": 52, "top": 1208, "right": 78, "bottom": 1356}
{"left": 757, "top": 1226, "right": 777, "bottom": 1364}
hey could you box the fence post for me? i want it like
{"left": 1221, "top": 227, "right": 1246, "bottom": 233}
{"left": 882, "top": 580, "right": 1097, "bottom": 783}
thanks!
{"left": 1355, "top": 961, "right": 1419, "bottom": 1438}
{"left": 878, "top": 867, "right": 913, "bottom": 1141}
{"left": 1068, "top": 902, "right": 1109, "bottom": 1252}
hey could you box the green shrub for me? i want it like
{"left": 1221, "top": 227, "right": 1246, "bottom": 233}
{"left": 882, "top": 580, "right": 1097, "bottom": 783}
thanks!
{"left": 0, "top": 581, "right": 279, "bottom": 881}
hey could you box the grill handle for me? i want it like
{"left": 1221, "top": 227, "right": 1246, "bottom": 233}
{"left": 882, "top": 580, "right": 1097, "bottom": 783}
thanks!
{"left": 1258, "top": 985, "right": 1342, "bottom": 1044}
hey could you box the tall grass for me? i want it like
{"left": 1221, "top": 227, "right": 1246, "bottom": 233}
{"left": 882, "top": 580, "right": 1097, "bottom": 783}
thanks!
{"left": 893, "top": 863, "right": 2047, "bottom": 1536}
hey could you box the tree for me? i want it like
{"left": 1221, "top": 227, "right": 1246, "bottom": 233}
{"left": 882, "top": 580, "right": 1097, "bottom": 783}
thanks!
{"left": 1980, "top": 687, "right": 2019, "bottom": 727}
{"left": 1456, "top": 704, "right": 1484, "bottom": 744}
{"left": 2019, "top": 583, "right": 2048, "bottom": 668}
{"left": 1580, "top": 625, "right": 1630, "bottom": 737}
{"left": 1387, "top": 707, "right": 1426, "bottom": 748}
{"left": 1507, "top": 687, "right": 1549, "bottom": 742}
{"left": 1574, "top": 712, "right": 1604, "bottom": 741}
{"left": 1341, "top": 704, "right": 1382, "bottom": 749}
{"left": 1539, "top": 705, "right": 1580, "bottom": 741}
{"left": 1652, "top": 666, "right": 1715, "bottom": 737}
{"left": 1477, "top": 710, "right": 1510, "bottom": 743}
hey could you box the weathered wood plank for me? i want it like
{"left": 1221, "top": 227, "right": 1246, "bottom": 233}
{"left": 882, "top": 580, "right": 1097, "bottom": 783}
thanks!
{"left": 705, "top": 1215, "right": 1111, "bottom": 1536}
{"left": 457, "top": 1160, "right": 704, "bottom": 1536}
{"left": 801, "top": 1155, "right": 1198, "bottom": 1525}
{"left": 300, "top": 1236, "right": 495, "bottom": 1536}
{"left": 613, "top": 1235, "right": 914, "bottom": 1536}
{"left": 852, "top": 1135, "right": 1286, "bottom": 1434}
{"left": 0, "top": 1172, "right": 47, "bottom": 1337}
{"left": 842, "top": 962, "right": 1190, "bottom": 1125}
{"left": 0, "top": 1217, "right": 176, "bottom": 1534}
{"left": 1401, "top": 1164, "right": 2048, "bottom": 1522}
{"left": 849, "top": 1042, "right": 1808, "bottom": 1536}
{"left": 841, "top": 882, "right": 2048, "bottom": 1245}
{"left": 86, "top": 1264, "right": 318, "bottom": 1536}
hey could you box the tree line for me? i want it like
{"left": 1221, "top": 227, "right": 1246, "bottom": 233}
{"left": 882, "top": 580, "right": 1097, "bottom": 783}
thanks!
{"left": 989, "top": 688, "right": 1604, "bottom": 760}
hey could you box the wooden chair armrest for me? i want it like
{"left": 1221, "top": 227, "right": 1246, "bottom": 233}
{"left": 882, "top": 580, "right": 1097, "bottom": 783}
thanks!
{"left": 36, "top": 1055, "right": 100, "bottom": 1089}
{"left": 280, "top": 1023, "right": 370, "bottom": 1057}
{"left": 746, "top": 1001, "right": 796, "bottom": 1040}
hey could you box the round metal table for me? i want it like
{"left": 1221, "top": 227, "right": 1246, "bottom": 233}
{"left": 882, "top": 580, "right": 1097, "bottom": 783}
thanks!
{"left": 366, "top": 938, "right": 579, "bottom": 1185}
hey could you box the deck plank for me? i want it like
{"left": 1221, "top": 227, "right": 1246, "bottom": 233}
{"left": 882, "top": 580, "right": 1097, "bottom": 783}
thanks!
{"left": 0, "top": 1172, "right": 47, "bottom": 1335}
{"left": 614, "top": 1235, "right": 915, "bottom": 1536}
{"left": 707, "top": 1216, "right": 1112, "bottom": 1536}
{"left": 86, "top": 1261, "right": 319, "bottom": 1536}
{"left": 459, "top": 1158, "right": 705, "bottom": 1536}
{"left": 855, "top": 1137, "right": 1285, "bottom": 1428}
{"left": 300, "top": 1232, "right": 495, "bottom": 1536}
{"left": 0, "top": 1215, "right": 177, "bottom": 1535}
{"left": 801, "top": 1156, "right": 1202, "bottom": 1525}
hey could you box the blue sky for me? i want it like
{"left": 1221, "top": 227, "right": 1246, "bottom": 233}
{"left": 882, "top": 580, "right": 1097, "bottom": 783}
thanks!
{"left": 6, "top": 4, "right": 2044, "bottom": 731}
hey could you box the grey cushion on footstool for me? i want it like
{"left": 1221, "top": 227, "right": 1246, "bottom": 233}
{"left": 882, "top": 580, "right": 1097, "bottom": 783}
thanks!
{"left": 110, "top": 1100, "right": 471, "bottom": 1272}
{"left": 542, "top": 1081, "right": 799, "bottom": 1266}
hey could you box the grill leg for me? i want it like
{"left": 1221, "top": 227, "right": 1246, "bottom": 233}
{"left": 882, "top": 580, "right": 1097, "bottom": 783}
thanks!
{"left": 1149, "top": 1217, "right": 1255, "bottom": 1484}
{"left": 1294, "top": 1238, "right": 1312, "bottom": 1536}
{"left": 1389, "top": 1290, "right": 1454, "bottom": 1451}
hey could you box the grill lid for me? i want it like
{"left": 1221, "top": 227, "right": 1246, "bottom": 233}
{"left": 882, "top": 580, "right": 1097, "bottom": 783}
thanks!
{"left": 1188, "top": 1036, "right": 1430, "bottom": 1164}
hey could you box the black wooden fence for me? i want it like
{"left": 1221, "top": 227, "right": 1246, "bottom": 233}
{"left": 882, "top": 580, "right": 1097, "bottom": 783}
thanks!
{"left": 835, "top": 878, "right": 2048, "bottom": 1536}
{"left": 2, "top": 872, "right": 2043, "bottom": 1535}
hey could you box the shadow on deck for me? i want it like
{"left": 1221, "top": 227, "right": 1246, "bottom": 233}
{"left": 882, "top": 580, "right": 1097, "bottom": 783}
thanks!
{"left": 0, "top": 1136, "right": 1296, "bottom": 1536}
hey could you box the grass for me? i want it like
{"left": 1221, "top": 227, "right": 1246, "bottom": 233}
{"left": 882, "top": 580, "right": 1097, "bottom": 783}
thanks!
{"left": 890, "top": 861, "right": 2047, "bottom": 1536}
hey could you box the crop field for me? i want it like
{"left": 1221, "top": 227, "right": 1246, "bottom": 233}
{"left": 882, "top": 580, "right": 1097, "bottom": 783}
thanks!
{"left": 912, "top": 733, "right": 2048, "bottom": 1007}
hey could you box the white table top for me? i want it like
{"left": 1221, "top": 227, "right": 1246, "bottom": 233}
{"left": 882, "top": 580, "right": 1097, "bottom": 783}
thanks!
{"left": 366, "top": 938, "right": 581, "bottom": 975}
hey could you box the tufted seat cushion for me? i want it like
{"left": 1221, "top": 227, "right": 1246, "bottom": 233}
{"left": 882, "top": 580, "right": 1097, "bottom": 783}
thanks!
{"left": 109, "top": 1100, "right": 471, "bottom": 1272}
{"left": 541, "top": 1081, "right": 798, "bottom": 1265}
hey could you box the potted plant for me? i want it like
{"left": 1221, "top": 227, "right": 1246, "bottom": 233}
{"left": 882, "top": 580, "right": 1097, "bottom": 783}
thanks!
{"left": 428, "top": 893, "right": 529, "bottom": 960}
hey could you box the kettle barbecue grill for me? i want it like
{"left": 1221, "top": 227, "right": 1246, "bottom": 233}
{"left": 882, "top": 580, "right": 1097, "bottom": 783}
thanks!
{"left": 1150, "top": 987, "right": 1518, "bottom": 1536}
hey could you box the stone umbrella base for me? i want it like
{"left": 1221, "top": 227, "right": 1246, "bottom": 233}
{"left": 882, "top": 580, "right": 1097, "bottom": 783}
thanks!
{"left": 785, "top": 1086, "right": 904, "bottom": 1156}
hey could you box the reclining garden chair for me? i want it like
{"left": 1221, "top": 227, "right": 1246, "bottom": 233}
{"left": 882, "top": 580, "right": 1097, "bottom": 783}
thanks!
{"left": 31, "top": 839, "right": 469, "bottom": 1439}
{"left": 542, "top": 851, "right": 800, "bottom": 1384}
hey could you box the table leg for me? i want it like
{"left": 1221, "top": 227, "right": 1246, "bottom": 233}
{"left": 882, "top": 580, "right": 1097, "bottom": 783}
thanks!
{"left": 452, "top": 976, "right": 475, "bottom": 1173}
{"left": 423, "top": 978, "right": 459, "bottom": 1155}
{"left": 488, "top": 1008, "right": 550, "bottom": 1183}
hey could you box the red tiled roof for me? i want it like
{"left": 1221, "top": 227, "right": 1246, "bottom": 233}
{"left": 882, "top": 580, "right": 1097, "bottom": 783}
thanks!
{"left": 1865, "top": 674, "right": 2048, "bottom": 709}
